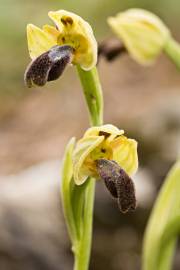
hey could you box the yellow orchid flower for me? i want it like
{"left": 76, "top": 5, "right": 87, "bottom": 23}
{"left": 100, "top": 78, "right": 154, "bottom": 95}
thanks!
{"left": 27, "top": 10, "right": 97, "bottom": 70}
{"left": 108, "top": 9, "right": 170, "bottom": 65}
{"left": 73, "top": 124, "right": 138, "bottom": 185}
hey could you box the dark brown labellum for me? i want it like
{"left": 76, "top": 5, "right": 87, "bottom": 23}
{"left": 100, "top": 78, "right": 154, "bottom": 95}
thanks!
{"left": 24, "top": 45, "right": 74, "bottom": 88}
{"left": 98, "top": 38, "right": 126, "bottom": 62}
{"left": 96, "top": 159, "right": 136, "bottom": 213}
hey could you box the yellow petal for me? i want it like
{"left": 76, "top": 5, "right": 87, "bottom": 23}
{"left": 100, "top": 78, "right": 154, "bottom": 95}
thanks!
{"left": 108, "top": 9, "right": 170, "bottom": 65}
{"left": 111, "top": 136, "right": 138, "bottom": 176}
{"left": 48, "top": 10, "right": 75, "bottom": 31}
{"left": 27, "top": 24, "right": 57, "bottom": 59}
{"left": 48, "top": 10, "right": 97, "bottom": 70}
{"left": 73, "top": 136, "right": 104, "bottom": 185}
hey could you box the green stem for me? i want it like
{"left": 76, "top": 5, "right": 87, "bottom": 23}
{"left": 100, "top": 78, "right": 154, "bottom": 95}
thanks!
{"left": 164, "top": 37, "right": 180, "bottom": 69}
{"left": 77, "top": 66, "right": 103, "bottom": 126}
{"left": 74, "top": 178, "right": 95, "bottom": 270}
{"left": 74, "top": 66, "right": 104, "bottom": 270}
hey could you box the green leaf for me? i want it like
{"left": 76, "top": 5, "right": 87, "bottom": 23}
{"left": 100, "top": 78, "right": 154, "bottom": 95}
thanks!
{"left": 143, "top": 160, "right": 180, "bottom": 270}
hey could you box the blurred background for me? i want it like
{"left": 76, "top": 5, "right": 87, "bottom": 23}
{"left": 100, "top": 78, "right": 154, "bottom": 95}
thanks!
{"left": 0, "top": 0, "right": 180, "bottom": 269}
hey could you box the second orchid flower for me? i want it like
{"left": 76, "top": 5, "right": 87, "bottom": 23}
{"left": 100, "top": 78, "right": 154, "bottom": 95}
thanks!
{"left": 73, "top": 124, "right": 138, "bottom": 212}
{"left": 25, "top": 10, "right": 97, "bottom": 87}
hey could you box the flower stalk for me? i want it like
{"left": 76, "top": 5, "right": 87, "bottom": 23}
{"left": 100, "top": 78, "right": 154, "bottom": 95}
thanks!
{"left": 73, "top": 178, "right": 95, "bottom": 270}
{"left": 164, "top": 37, "right": 180, "bottom": 69}
{"left": 76, "top": 66, "right": 103, "bottom": 126}
{"left": 74, "top": 66, "right": 103, "bottom": 270}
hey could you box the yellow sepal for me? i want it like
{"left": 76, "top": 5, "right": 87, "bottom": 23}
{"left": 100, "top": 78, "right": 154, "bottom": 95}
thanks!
{"left": 27, "top": 24, "right": 57, "bottom": 59}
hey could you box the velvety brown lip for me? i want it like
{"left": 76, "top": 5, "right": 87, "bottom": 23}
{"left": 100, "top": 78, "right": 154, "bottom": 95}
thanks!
{"left": 24, "top": 45, "right": 74, "bottom": 88}
{"left": 96, "top": 158, "right": 136, "bottom": 213}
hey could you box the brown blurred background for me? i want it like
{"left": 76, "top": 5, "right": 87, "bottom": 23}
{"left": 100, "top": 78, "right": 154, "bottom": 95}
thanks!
{"left": 0, "top": 0, "right": 180, "bottom": 269}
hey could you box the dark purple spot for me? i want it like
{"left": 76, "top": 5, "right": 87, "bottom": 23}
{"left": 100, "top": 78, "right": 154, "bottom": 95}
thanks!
{"left": 61, "top": 17, "right": 73, "bottom": 26}
{"left": 98, "top": 131, "right": 111, "bottom": 138}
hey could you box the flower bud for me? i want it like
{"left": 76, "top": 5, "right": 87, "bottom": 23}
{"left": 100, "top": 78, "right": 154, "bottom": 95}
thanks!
{"left": 108, "top": 9, "right": 170, "bottom": 65}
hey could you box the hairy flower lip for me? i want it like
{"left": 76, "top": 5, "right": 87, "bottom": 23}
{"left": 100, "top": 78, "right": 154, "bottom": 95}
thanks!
{"left": 96, "top": 158, "right": 136, "bottom": 213}
{"left": 95, "top": 159, "right": 119, "bottom": 198}
{"left": 24, "top": 45, "right": 74, "bottom": 88}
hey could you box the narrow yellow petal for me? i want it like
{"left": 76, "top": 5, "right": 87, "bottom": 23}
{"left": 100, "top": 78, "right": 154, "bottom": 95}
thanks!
{"left": 27, "top": 24, "right": 57, "bottom": 59}
{"left": 73, "top": 136, "right": 104, "bottom": 185}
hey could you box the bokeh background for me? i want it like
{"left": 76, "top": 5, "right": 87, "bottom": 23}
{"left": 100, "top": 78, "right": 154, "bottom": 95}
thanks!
{"left": 0, "top": 0, "right": 180, "bottom": 269}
